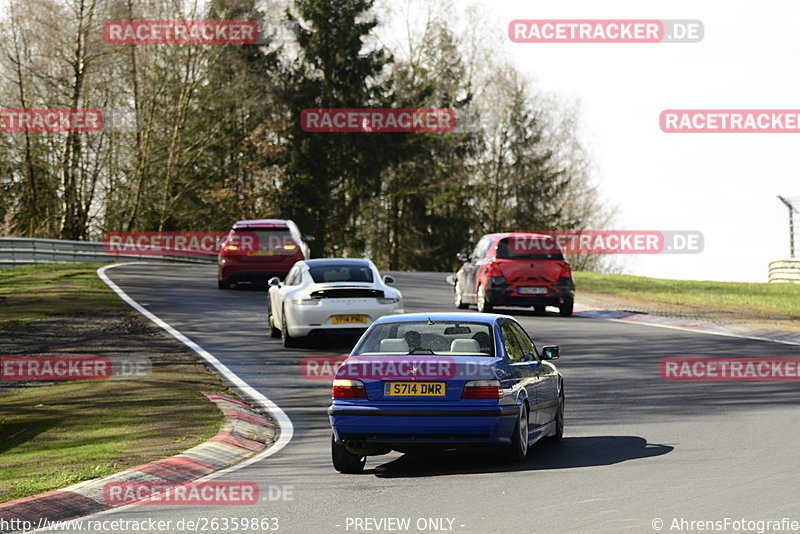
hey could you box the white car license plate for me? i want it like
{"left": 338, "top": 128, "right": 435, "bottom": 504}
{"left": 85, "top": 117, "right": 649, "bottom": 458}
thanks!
{"left": 332, "top": 315, "right": 368, "bottom": 324}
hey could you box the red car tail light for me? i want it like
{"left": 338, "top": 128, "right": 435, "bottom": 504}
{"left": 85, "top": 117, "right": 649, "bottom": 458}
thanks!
{"left": 485, "top": 261, "right": 504, "bottom": 277}
{"left": 332, "top": 379, "right": 367, "bottom": 399}
{"left": 485, "top": 262, "right": 506, "bottom": 286}
{"left": 462, "top": 380, "right": 503, "bottom": 399}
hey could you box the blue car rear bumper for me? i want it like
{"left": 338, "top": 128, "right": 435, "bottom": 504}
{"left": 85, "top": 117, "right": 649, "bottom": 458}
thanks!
{"left": 328, "top": 405, "right": 520, "bottom": 446}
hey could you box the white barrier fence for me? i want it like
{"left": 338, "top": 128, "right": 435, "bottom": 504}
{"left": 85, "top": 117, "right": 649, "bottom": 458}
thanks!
{"left": 0, "top": 237, "right": 217, "bottom": 266}
{"left": 768, "top": 259, "right": 800, "bottom": 283}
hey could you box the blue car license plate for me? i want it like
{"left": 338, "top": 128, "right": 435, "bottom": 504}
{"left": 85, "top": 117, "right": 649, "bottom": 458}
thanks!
{"left": 384, "top": 382, "right": 445, "bottom": 396}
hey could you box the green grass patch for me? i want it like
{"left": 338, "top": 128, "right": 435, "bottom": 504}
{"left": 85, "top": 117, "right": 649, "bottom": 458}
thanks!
{"left": 0, "top": 263, "right": 229, "bottom": 503}
{"left": 574, "top": 271, "right": 800, "bottom": 319}
{"left": 0, "top": 368, "right": 226, "bottom": 503}
{"left": 0, "top": 263, "right": 127, "bottom": 328}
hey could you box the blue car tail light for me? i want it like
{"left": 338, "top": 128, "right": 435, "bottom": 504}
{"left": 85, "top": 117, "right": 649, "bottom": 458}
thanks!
{"left": 332, "top": 379, "right": 367, "bottom": 399}
{"left": 461, "top": 379, "right": 503, "bottom": 399}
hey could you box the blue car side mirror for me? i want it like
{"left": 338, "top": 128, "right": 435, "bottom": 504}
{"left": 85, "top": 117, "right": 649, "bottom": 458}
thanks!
{"left": 541, "top": 345, "right": 560, "bottom": 360}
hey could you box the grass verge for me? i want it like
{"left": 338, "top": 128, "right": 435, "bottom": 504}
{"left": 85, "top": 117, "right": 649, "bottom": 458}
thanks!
{"left": 0, "top": 263, "right": 229, "bottom": 503}
{"left": 574, "top": 271, "right": 800, "bottom": 321}
{"left": 0, "top": 263, "right": 128, "bottom": 328}
{"left": 0, "top": 378, "right": 225, "bottom": 502}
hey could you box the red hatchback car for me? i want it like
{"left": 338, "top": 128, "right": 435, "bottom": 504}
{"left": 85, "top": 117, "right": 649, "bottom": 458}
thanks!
{"left": 217, "top": 219, "right": 311, "bottom": 289}
{"left": 453, "top": 232, "right": 575, "bottom": 316}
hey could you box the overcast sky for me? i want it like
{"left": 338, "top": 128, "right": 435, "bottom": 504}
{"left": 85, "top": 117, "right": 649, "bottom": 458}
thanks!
{"left": 450, "top": 0, "right": 799, "bottom": 282}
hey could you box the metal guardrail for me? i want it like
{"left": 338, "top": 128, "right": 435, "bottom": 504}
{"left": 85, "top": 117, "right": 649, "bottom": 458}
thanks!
{"left": 768, "top": 259, "right": 800, "bottom": 283}
{"left": 0, "top": 237, "right": 217, "bottom": 266}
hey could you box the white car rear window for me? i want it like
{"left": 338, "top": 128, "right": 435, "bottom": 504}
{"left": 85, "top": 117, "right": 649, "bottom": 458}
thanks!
{"left": 309, "top": 265, "right": 374, "bottom": 283}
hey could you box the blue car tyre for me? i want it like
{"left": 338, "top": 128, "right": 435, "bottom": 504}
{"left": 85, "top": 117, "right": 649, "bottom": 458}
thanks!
{"left": 548, "top": 392, "right": 565, "bottom": 441}
{"left": 502, "top": 403, "right": 529, "bottom": 462}
{"left": 332, "top": 434, "right": 366, "bottom": 473}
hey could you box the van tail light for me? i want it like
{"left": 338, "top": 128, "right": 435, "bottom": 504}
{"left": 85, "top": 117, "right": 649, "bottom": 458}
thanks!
{"left": 462, "top": 380, "right": 503, "bottom": 399}
{"left": 558, "top": 263, "right": 574, "bottom": 287}
{"left": 332, "top": 379, "right": 367, "bottom": 399}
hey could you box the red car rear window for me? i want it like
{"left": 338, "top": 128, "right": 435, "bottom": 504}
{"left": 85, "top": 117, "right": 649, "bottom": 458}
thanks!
{"left": 496, "top": 237, "right": 564, "bottom": 261}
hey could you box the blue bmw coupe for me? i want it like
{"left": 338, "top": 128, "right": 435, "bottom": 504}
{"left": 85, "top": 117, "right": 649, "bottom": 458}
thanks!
{"left": 328, "top": 312, "right": 564, "bottom": 473}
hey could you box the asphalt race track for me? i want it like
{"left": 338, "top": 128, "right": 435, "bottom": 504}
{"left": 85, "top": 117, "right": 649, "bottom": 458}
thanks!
{"left": 77, "top": 264, "right": 800, "bottom": 534}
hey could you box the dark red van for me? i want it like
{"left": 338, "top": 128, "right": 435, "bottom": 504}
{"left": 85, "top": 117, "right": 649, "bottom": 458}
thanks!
{"left": 217, "top": 219, "right": 310, "bottom": 289}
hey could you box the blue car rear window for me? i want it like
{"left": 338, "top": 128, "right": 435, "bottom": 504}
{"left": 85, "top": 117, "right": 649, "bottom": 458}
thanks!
{"left": 355, "top": 321, "right": 494, "bottom": 356}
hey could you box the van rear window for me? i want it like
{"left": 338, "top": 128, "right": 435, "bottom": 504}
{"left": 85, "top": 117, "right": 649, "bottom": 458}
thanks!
{"left": 234, "top": 228, "right": 296, "bottom": 251}
{"left": 496, "top": 237, "right": 564, "bottom": 260}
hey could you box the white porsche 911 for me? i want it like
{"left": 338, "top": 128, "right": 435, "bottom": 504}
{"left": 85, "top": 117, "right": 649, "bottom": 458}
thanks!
{"left": 268, "top": 258, "right": 404, "bottom": 347}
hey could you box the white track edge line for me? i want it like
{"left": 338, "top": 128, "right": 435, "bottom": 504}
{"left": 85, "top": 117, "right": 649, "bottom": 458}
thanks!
{"left": 26, "top": 262, "right": 292, "bottom": 528}
{"left": 84, "top": 262, "right": 293, "bottom": 514}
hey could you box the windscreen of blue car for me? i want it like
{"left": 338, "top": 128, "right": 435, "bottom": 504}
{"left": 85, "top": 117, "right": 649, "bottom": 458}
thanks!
{"left": 308, "top": 265, "right": 374, "bottom": 283}
{"left": 355, "top": 321, "right": 494, "bottom": 356}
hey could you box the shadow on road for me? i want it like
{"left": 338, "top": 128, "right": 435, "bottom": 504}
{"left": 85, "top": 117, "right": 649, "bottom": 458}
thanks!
{"left": 370, "top": 436, "right": 673, "bottom": 478}
{"left": 295, "top": 335, "right": 362, "bottom": 351}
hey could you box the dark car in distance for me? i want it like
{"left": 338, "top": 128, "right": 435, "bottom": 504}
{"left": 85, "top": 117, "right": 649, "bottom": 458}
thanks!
{"left": 217, "top": 219, "right": 311, "bottom": 289}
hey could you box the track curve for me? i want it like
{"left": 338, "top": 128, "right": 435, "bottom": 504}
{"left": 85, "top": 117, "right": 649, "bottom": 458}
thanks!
{"left": 81, "top": 264, "right": 800, "bottom": 534}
